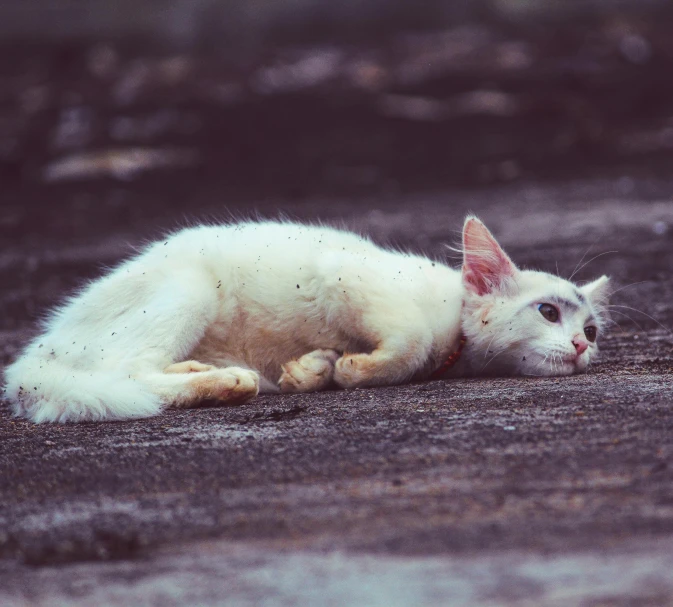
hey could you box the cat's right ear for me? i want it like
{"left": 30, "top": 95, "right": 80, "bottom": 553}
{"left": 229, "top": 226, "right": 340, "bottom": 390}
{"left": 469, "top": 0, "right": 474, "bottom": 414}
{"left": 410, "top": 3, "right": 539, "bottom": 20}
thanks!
{"left": 462, "top": 216, "right": 518, "bottom": 296}
{"left": 580, "top": 275, "right": 611, "bottom": 306}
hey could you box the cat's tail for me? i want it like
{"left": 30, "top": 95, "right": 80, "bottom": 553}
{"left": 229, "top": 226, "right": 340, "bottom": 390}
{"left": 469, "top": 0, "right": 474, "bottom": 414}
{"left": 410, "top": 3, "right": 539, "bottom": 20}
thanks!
{"left": 3, "top": 354, "right": 161, "bottom": 423}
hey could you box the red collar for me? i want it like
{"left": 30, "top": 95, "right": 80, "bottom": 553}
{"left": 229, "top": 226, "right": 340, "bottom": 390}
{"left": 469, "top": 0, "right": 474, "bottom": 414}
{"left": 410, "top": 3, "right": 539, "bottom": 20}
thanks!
{"left": 429, "top": 335, "right": 467, "bottom": 380}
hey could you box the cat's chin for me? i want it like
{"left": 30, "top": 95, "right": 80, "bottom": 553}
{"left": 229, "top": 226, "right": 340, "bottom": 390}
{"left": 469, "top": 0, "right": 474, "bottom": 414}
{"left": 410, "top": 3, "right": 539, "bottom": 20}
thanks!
{"left": 549, "top": 360, "right": 590, "bottom": 376}
{"left": 517, "top": 353, "right": 589, "bottom": 377}
{"left": 548, "top": 362, "right": 581, "bottom": 376}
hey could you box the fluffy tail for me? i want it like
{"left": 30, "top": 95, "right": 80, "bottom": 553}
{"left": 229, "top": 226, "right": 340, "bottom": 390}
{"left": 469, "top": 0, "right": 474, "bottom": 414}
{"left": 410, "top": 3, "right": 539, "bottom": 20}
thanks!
{"left": 3, "top": 355, "right": 161, "bottom": 423}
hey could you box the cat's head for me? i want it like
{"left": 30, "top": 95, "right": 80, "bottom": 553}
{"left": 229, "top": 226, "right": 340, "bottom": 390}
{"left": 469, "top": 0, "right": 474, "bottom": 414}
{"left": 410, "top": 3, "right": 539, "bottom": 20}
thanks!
{"left": 460, "top": 216, "right": 611, "bottom": 377}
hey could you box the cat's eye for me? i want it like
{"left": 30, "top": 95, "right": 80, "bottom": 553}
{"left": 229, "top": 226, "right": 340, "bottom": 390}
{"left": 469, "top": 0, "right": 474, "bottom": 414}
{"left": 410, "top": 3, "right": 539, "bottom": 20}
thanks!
{"left": 538, "top": 303, "right": 559, "bottom": 323}
{"left": 584, "top": 326, "right": 597, "bottom": 342}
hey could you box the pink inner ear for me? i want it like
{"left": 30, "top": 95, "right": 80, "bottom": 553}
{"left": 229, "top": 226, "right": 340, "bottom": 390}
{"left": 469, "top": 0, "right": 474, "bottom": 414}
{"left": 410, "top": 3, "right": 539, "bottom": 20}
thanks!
{"left": 462, "top": 221, "right": 516, "bottom": 295}
{"left": 462, "top": 268, "right": 488, "bottom": 296}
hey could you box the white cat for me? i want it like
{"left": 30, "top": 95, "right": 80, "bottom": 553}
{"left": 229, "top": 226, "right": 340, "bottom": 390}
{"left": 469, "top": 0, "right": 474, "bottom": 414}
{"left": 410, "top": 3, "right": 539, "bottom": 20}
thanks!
{"left": 3, "top": 216, "right": 610, "bottom": 423}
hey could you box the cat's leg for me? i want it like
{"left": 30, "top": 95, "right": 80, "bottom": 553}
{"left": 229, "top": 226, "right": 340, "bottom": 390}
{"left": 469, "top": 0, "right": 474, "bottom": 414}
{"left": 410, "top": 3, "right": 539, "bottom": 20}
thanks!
{"left": 278, "top": 349, "right": 340, "bottom": 393}
{"left": 142, "top": 364, "right": 260, "bottom": 408}
{"left": 6, "top": 264, "right": 233, "bottom": 423}
{"left": 125, "top": 267, "right": 261, "bottom": 410}
{"left": 96, "top": 266, "right": 258, "bottom": 416}
{"left": 165, "top": 360, "right": 217, "bottom": 374}
{"left": 334, "top": 331, "right": 433, "bottom": 389}
{"left": 320, "top": 257, "right": 436, "bottom": 389}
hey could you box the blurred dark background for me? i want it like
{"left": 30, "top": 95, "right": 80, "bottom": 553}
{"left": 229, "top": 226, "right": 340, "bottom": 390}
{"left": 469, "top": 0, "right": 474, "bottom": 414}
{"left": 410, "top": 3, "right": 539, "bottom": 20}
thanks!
{"left": 2, "top": 0, "right": 673, "bottom": 203}
{"left": 1, "top": 0, "right": 673, "bottom": 195}
{"left": 1, "top": 0, "right": 673, "bottom": 336}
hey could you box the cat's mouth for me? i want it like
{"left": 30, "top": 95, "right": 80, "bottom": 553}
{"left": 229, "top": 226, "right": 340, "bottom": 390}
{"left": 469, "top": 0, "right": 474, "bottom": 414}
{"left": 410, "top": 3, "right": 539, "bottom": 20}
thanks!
{"left": 553, "top": 353, "right": 589, "bottom": 375}
{"left": 534, "top": 352, "right": 582, "bottom": 375}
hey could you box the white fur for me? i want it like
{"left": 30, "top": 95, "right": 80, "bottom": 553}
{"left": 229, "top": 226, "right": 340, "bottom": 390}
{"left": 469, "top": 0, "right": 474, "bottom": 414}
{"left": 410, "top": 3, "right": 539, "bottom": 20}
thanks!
{"left": 3, "top": 218, "right": 610, "bottom": 423}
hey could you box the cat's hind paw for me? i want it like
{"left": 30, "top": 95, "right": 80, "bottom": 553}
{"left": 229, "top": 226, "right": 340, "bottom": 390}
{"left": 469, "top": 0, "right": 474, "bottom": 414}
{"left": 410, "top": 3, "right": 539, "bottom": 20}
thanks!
{"left": 190, "top": 367, "right": 260, "bottom": 405}
{"left": 279, "top": 349, "right": 340, "bottom": 393}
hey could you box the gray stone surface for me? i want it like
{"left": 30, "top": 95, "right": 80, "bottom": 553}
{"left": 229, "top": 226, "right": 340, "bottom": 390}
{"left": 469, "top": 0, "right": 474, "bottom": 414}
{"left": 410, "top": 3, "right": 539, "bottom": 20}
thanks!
{"left": 2, "top": 537, "right": 673, "bottom": 606}
{"left": 1, "top": 24, "right": 673, "bottom": 604}
{"left": 1, "top": 180, "right": 672, "bottom": 605}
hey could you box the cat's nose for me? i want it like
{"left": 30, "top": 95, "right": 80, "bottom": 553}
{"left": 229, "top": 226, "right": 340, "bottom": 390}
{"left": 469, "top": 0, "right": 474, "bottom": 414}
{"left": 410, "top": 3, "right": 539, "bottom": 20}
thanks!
{"left": 572, "top": 335, "right": 589, "bottom": 355}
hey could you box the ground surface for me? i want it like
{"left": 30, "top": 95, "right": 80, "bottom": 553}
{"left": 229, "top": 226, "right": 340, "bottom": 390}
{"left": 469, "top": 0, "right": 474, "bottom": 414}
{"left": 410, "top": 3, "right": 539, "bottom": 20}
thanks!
{"left": 1, "top": 24, "right": 673, "bottom": 607}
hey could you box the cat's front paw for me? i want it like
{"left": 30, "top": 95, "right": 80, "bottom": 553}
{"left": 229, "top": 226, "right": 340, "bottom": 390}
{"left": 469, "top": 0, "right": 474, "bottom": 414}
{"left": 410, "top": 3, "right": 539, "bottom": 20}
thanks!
{"left": 334, "top": 353, "right": 380, "bottom": 388}
{"left": 334, "top": 349, "right": 416, "bottom": 388}
{"left": 279, "top": 349, "right": 339, "bottom": 393}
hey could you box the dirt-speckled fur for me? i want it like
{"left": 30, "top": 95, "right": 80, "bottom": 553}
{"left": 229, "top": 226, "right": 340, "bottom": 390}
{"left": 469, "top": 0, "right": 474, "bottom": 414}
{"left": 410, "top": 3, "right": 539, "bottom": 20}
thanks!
{"left": 3, "top": 217, "right": 610, "bottom": 422}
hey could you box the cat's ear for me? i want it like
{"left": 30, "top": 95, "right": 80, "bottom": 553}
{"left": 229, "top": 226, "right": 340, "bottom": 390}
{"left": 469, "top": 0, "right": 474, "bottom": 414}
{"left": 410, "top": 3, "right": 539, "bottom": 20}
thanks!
{"left": 462, "top": 216, "right": 518, "bottom": 296}
{"left": 580, "top": 275, "right": 611, "bottom": 306}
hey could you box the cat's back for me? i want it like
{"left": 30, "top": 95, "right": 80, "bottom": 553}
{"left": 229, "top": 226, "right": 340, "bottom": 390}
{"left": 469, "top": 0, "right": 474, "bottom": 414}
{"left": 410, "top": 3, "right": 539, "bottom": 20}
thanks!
{"left": 162, "top": 220, "right": 459, "bottom": 297}
{"left": 160, "top": 220, "right": 381, "bottom": 266}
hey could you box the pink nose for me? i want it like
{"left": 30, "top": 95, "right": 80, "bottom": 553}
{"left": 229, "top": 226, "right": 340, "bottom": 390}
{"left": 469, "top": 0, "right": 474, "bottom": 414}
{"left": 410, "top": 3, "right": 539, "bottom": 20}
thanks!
{"left": 572, "top": 336, "right": 589, "bottom": 356}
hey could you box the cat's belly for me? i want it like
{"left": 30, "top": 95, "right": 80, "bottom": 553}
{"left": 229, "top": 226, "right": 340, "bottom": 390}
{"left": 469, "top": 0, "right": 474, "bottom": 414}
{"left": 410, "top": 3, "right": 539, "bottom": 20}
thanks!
{"left": 188, "top": 318, "right": 364, "bottom": 390}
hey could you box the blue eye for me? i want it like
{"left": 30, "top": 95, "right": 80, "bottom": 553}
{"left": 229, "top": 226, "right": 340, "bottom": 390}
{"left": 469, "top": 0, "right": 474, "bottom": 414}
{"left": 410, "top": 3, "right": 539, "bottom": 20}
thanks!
{"left": 538, "top": 303, "right": 559, "bottom": 322}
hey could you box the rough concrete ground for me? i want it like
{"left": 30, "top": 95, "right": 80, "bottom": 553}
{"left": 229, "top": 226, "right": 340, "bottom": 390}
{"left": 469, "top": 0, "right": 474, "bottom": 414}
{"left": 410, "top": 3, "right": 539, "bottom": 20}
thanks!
{"left": 1, "top": 24, "right": 673, "bottom": 605}
{"left": 1, "top": 179, "right": 672, "bottom": 606}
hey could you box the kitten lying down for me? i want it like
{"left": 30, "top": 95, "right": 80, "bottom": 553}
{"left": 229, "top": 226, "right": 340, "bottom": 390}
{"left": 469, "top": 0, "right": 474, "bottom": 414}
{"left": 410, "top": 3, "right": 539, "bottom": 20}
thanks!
{"left": 4, "top": 217, "right": 610, "bottom": 423}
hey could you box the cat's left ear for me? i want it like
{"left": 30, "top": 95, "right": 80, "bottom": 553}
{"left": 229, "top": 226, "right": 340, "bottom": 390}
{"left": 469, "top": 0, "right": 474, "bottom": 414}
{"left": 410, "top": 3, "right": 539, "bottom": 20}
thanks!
{"left": 462, "top": 216, "right": 518, "bottom": 296}
{"left": 580, "top": 275, "right": 611, "bottom": 306}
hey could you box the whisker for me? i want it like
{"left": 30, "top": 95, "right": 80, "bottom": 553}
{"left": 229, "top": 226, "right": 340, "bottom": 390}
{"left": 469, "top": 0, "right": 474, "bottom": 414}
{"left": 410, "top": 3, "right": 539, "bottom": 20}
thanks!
{"left": 604, "top": 317, "right": 625, "bottom": 332}
{"left": 606, "top": 309, "right": 645, "bottom": 332}
{"left": 535, "top": 350, "right": 550, "bottom": 371}
{"left": 570, "top": 241, "right": 597, "bottom": 281}
{"left": 483, "top": 332, "right": 499, "bottom": 361}
{"left": 607, "top": 304, "right": 669, "bottom": 332}
{"left": 481, "top": 348, "right": 506, "bottom": 372}
{"left": 569, "top": 251, "right": 618, "bottom": 282}
{"left": 607, "top": 281, "right": 651, "bottom": 298}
